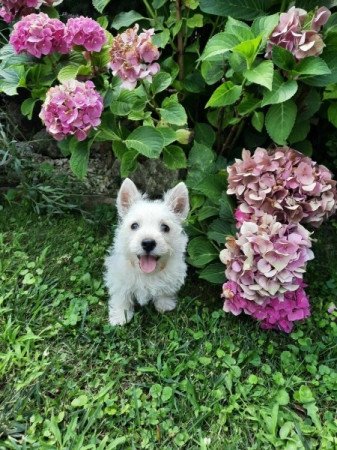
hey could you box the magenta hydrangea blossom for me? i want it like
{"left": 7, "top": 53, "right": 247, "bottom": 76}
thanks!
{"left": 220, "top": 213, "right": 314, "bottom": 304}
{"left": 10, "top": 12, "right": 69, "bottom": 58}
{"left": 64, "top": 16, "right": 106, "bottom": 52}
{"left": 222, "top": 281, "right": 310, "bottom": 333}
{"left": 227, "top": 147, "right": 337, "bottom": 228}
{"left": 108, "top": 24, "right": 160, "bottom": 89}
{"left": 266, "top": 6, "right": 331, "bottom": 60}
{"left": 0, "top": 0, "right": 62, "bottom": 23}
{"left": 234, "top": 204, "right": 257, "bottom": 228}
{"left": 39, "top": 80, "right": 104, "bottom": 141}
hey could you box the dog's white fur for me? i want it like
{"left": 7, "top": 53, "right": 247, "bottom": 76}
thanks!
{"left": 104, "top": 178, "right": 189, "bottom": 326}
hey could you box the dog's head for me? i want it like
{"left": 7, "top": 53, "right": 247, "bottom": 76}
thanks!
{"left": 115, "top": 178, "right": 189, "bottom": 274}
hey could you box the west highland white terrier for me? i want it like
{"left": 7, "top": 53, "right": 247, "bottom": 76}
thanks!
{"left": 104, "top": 178, "right": 189, "bottom": 326}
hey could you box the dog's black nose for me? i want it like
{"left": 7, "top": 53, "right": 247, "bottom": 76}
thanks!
{"left": 141, "top": 239, "right": 156, "bottom": 253}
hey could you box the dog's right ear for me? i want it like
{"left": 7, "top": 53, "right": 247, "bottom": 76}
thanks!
{"left": 116, "top": 178, "right": 141, "bottom": 217}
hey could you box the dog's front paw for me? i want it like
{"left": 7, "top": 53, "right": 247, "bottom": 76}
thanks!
{"left": 154, "top": 296, "right": 177, "bottom": 313}
{"left": 109, "top": 308, "right": 134, "bottom": 326}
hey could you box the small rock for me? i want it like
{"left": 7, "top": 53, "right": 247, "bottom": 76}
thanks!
{"left": 31, "top": 129, "right": 62, "bottom": 159}
{"left": 124, "top": 159, "right": 179, "bottom": 197}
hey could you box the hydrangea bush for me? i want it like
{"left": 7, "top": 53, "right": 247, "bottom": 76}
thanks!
{"left": 1, "top": 0, "right": 337, "bottom": 332}
{"left": 221, "top": 147, "right": 336, "bottom": 331}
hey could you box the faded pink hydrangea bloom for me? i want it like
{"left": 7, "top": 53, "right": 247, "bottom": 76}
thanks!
{"left": 327, "top": 304, "right": 336, "bottom": 314}
{"left": 64, "top": 16, "right": 106, "bottom": 52}
{"left": 39, "top": 80, "right": 104, "bottom": 141}
{"left": 222, "top": 280, "right": 310, "bottom": 333}
{"left": 266, "top": 6, "right": 331, "bottom": 60}
{"left": 227, "top": 147, "right": 337, "bottom": 228}
{"left": 108, "top": 24, "right": 160, "bottom": 89}
{"left": 219, "top": 213, "right": 314, "bottom": 304}
{"left": 10, "top": 12, "right": 69, "bottom": 58}
{"left": 0, "top": 0, "right": 62, "bottom": 23}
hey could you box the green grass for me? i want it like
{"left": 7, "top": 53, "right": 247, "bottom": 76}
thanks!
{"left": 0, "top": 205, "right": 337, "bottom": 449}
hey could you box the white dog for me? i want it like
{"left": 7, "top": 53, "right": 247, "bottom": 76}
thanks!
{"left": 104, "top": 178, "right": 189, "bottom": 326}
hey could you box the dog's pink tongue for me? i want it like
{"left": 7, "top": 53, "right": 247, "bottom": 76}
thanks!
{"left": 139, "top": 255, "right": 157, "bottom": 273}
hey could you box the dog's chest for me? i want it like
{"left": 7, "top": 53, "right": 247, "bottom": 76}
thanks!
{"left": 131, "top": 265, "right": 183, "bottom": 304}
{"left": 132, "top": 274, "right": 168, "bottom": 304}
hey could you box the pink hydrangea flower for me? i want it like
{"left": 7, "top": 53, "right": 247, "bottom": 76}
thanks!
{"left": 222, "top": 280, "right": 310, "bottom": 333}
{"left": 219, "top": 213, "right": 314, "bottom": 304}
{"left": 0, "top": 0, "right": 38, "bottom": 23}
{"left": 64, "top": 16, "right": 106, "bottom": 53}
{"left": 0, "top": 0, "right": 62, "bottom": 23}
{"left": 266, "top": 6, "right": 331, "bottom": 60}
{"left": 108, "top": 24, "right": 160, "bottom": 90}
{"left": 227, "top": 147, "right": 337, "bottom": 228}
{"left": 9, "top": 12, "right": 69, "bottom": 58}
{"left": 39, "top": 80, "right": 104, "bottom": 141}
{"left": 234, "top": 204, "right": 257, "bottom": 228}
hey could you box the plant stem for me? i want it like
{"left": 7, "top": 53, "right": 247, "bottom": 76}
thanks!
{"left": 230, "top": 119, "right": 245, "bottom": 151}
{"left": 142, "top": 80, "right": 159, "bottom": 109}
{"left": 142, "top": 0, "right": 156, "bottom": 18}
{"left": 183, "top": 9, "right": 190, "bottom": 48}
{"left": 221, "top": 119, "right": 245, "bottom": 156}
{"left": 221, "top": 124, "right": 238, "bottom": 156}
{"left": 141, "top": 81, "right": 160, "bottom": 120}
{"left": 209, "top": 16, "right": 220, "bottom": 40}
{"left": 280, "top": 0, "right": 289, "bottom": 12}
{"left": 176, "top": 0, "right": 184, "bottom": 81}
{"left": 216, "top": 108, "right": 225, "bottom": 154}
{"left": 218, "top": 77, "right": 248, "bottom": 155}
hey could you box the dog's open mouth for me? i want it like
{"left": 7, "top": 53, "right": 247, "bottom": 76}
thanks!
{"left": 137, "top": 255, "right": 160, "bottom": 274}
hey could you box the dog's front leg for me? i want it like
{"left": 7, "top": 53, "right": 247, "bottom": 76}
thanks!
{"left": 108, "top": 292, "right": 134, "bottom": 326}
{"left": 154, "top": 295, "right": 177, "bottom": 313}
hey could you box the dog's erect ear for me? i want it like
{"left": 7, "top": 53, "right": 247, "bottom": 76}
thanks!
{"left": 164, "top": 182, "right": 189, "bottom": 221}
{"left": 117, "top": 178, "right": 141, "bottom": 217}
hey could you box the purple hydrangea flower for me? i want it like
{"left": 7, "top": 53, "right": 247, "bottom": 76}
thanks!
{"left": 0, "top": 0, "right": 63, "bottom": 23}
{"left": 64, "top": 16, "right": 106, "bottom": 53}
{"left": 10, "top": 12, "right": 69, "bottom": 58}
{"left": 0, "top": 0, "right": 39, "bottom": 23}
{"left": 39, "top": 80, "right": 104, "bottom": 141}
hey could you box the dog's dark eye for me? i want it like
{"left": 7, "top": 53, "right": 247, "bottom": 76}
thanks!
{"left": 131, "top": 222, "right": 139, "bottom": 230}
{"left": 161, "top": 223, "right": 170, "bottom": 233}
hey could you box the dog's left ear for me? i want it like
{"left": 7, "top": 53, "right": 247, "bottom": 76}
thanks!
{"left": 117, "top": 178, "right": 141, "bottom": 217}
{"left": 164, "top": 182, "right": 189, "bottom": 221}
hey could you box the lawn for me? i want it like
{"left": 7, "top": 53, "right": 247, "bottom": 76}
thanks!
{"left": 0, "top": 205, "right": 337, "bottom": 449}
